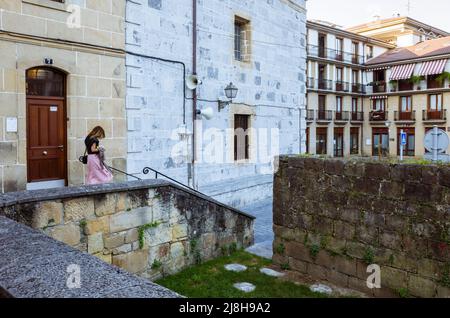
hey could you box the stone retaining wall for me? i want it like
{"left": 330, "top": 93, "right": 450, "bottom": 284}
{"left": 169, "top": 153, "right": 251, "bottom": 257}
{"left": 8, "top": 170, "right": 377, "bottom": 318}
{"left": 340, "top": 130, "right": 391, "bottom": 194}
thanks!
{"left": 273, "top": 156, "right": 450, "bottom": 298}
{"left": 0, "top": 180, "right": 254, "bottom": 280}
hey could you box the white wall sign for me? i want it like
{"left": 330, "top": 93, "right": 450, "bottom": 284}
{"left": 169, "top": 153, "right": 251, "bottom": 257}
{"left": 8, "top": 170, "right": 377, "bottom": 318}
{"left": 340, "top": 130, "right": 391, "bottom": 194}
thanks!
{"left": 366, "top": 138, "right": 372, "bottom": 146}
{"left": 6, "top": 117, "right": 18, "bottom": 133}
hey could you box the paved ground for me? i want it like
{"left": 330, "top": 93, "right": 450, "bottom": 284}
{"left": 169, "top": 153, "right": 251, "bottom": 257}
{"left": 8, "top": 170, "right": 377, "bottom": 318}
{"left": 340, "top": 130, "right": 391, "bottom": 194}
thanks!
{"left": 241, "top": 197, "right": 274, "bottom": 259}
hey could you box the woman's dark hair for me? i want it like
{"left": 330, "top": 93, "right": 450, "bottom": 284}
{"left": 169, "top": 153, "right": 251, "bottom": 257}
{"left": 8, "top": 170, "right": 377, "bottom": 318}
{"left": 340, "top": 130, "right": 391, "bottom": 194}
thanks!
{"left": 87, "top": 126, "right": 106, "bottom": 139}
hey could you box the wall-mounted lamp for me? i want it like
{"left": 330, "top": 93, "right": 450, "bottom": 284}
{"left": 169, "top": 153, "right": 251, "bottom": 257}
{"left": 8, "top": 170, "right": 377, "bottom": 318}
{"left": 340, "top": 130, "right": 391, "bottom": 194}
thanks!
{"left": 218, "top": 82, "right": 239, "bottom": 112}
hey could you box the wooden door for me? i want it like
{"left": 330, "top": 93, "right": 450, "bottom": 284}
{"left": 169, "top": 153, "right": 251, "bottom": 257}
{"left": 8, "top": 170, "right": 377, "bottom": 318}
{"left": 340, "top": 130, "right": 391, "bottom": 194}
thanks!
{"left": 27, "top": 98, "right": 67, "bottom": 183}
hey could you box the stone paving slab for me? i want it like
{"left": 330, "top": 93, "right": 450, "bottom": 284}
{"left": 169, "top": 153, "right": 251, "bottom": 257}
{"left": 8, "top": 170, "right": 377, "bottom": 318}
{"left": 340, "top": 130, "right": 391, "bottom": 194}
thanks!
{"left": 233, "top": 282, "right": 256, "bottom": 293}
{"left": 0, "top": 216, "right": 180, "bottom": 298}
{"left": 224, "top": 264, "right": 248, "bottom": 272}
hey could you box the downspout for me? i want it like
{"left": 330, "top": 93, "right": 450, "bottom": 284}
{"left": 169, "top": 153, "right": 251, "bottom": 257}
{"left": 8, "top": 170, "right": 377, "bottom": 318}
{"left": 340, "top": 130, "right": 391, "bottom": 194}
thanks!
{"left": 191, "top": 0, "right": 198, "bottom": 188}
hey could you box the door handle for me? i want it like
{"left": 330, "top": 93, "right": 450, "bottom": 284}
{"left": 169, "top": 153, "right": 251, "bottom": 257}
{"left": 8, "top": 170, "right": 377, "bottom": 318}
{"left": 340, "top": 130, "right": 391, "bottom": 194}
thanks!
{"left": 58, "top": 145, "right": 64, "bottom": 152}
{"left": 43, "top": 151, "right": 48, "bottom": 156}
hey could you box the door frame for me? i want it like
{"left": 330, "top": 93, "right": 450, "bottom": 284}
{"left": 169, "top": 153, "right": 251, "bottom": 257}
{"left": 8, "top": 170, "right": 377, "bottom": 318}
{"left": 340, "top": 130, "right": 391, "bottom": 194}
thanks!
{"left": 26, "top": 67, "right": 68, "bottom": 186}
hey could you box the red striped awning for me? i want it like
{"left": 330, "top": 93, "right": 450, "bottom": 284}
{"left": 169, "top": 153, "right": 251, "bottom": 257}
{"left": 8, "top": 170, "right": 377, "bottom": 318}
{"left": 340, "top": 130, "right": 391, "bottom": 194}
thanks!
{"left": 369, "top": 95, "right": 388, "bottom": 100}
{"left": 417, "top": 59, "right": 447, "bottom": 76}
{"left": 366, "top": 66, "right": 389, "bottom": 71}
{"left": 389, "top": 64, "right": 415, "bottom": 80}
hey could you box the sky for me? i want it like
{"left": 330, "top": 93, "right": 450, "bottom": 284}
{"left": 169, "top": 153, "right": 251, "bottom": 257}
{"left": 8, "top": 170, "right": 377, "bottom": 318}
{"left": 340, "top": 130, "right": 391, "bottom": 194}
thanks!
{"left": 307, "top": 0, "right": 450, "bottom": 32}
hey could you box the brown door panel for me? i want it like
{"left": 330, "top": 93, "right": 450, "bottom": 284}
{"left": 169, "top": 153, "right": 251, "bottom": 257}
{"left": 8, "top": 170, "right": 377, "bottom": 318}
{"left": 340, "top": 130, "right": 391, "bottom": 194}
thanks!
{"left": 27, "top": 98, "right": 67, "bottom": 183}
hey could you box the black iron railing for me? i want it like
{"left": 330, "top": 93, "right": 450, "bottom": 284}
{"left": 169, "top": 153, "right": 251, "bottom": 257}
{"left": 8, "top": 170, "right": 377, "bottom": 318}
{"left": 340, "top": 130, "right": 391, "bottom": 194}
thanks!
{"left": 107, "top": 165, "right": 142, "bottom": 180}
{"left": 143, "top": 167, "right": 203, "bottom": 195}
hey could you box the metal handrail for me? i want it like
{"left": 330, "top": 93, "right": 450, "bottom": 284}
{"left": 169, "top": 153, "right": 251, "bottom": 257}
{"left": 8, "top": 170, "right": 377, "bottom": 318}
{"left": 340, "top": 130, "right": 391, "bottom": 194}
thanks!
{"left": 142, "top": 167, "right": 203, "bottom": 194}
{"left": 107, "top": 165, "right": 142, "bottom": 181}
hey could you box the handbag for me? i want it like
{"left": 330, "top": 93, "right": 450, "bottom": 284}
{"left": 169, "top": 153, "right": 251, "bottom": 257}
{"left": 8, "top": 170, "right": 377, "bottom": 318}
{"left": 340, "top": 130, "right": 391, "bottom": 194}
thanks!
{"left": 79, "top": 149, "right": 88, "bottom": 165}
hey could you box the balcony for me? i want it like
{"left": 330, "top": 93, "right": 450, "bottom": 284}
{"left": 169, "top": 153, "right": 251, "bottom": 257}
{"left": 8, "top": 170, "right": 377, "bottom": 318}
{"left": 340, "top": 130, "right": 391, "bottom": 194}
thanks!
{"left": 335, "top": 81, "right": 350, "bottom": 92}
{"left": 352, "top": 83, "right": 365, "bottom": 94}
{"left": 394, "top": 111, "right": 416, "bottom": 122}
{"left": 335, "top": 111, "right": 350, "bottom": 124}
{"left": 318, "top": 79, "right": 333, "bottom": 90}
{"left": 306, "top": 109, "right": 315, "bottom": 122}
{"left": 423, "top": 110, "right": 447, "bottom": 122}
{"left": 307, "top": 45, "right": 365, "bottom": 65}
{"left": 351, "top": 111, "right": 364, "bottom": 122}
{"left": 370, "top": 111, "right": 388, "bottom": 122}
{"left": 316, "top": 110, "right": 333, "bottom": 122}
{"left": 371, "top": 81, "right": 387, "bottom": 93}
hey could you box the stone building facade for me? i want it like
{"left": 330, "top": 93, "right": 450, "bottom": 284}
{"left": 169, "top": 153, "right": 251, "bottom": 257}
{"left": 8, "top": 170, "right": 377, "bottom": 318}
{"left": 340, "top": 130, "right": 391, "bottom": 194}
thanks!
{"left": 125, "top": 0, "right": 307, "bottom": 207}
{"left": 0, "top": 0, "right": 127, "bottom": 193}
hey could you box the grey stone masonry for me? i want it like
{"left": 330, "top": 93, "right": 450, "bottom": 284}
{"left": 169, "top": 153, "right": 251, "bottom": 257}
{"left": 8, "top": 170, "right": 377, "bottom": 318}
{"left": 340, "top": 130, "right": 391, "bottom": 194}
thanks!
{"left": 0, "top": 216, "right": 180, "bottom": 298}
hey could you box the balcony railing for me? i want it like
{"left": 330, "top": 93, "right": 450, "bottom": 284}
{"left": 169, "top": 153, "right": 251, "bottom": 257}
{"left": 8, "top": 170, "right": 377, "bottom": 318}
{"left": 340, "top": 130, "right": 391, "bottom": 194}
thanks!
{"left": 308, "top": 79, "right": 366, "bottom": 94}
{"left": 423, "top": 110, "right": 447, "bottom": 121}
{"left": 317, "top": 110, "right": 333, "bottom": 121}
{"left": 335, "top": 111, "right": 350, "bottom": 122}
{"left": 352, "top": 83, "right": 366, "bottom": 94}
{"left": 370, "top": 111, "right": 388, "bottom": 121}
{"left": 307, "top": 45, "right": 365, "bottom": 65}
{"left": 335, "top": 81, "right": 350, "bottom": 92}
{"left": 307, "top": 77, "right": 315, "bottom": 89}
{"left": 394, "top": 111, "right": 416, "bottom": 121}
{"left": 318, "top": 79, "right": 333, "bottom": 90}
{"left": 351, "top": 111, "right": 364, "bottom": 122}
{"left": 306, "top": 109, "right": 315, "bottom": 121}
{"left": 370, "top": 81, "right": 387, "bottom": 93}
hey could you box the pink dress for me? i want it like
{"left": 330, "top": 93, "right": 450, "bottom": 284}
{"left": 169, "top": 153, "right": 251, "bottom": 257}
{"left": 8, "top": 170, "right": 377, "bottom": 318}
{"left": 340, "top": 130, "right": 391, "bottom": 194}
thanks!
{"left": 86, "top": 154, "right": 113, "bottom": 185}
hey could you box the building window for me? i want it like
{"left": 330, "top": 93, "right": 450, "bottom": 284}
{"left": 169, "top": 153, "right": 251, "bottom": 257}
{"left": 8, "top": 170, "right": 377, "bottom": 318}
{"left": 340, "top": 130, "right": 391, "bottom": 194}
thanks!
{"left": 234, "top": 17, "right": 250, "bottom": 62}
{"left": 366, "top": 45, "right": 374, "bottom": 59}
{"left": 352, "top": 98, "right": 359, "bottom": 112}
{"left": 334, "top": 128, "right": 344, "bottom": 157}
{"left": 234, "top": 114, "right": 250, "bottom": 161}
{"left": 352, "top": 42, "right": 359, "bottom": 63}
{"left": 316, "top": 128, "right": 328, "bottom": 155}
{"left": 335, "top": 38, "right": 343, "bottom": 61}
{"left": 397, "top": 128, "right": 415, "bottom": 157}
{"left": 352, "top": 70, "right": 358, "bottom": 84}
{"left": 373, "top": 98, "right": 386, "bottom": 111}
{"left": 429, "top": 94, "right": 443, "bottom": 111}
{"left": 350, "top": 127, "right": 359, "bottom": 155}
{"left": 336, "top": 67, "right": 343, "bottom": 82}
{"left": 336, "top": 96, "right": 343, "bottom": 113}
{"left": 372, "top": 128, "right": 389, "bottom": 157}
{"left": 400, "top": 96, "right": 412, "bottom": 112}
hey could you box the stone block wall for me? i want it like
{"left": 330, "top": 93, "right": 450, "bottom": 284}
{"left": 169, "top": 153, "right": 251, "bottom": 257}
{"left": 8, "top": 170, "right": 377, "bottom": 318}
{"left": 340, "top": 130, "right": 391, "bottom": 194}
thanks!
{"left": 0, "top": 180, "right": 254, "bottom": 279}
{"left": 0, "top": 0, "right": 126, "bottom": 191}
{"left": 273, "top": 156, "right": 450, "bottom": 298}
{"left": 125, "top": 0, "right": 307, "bottom": 207}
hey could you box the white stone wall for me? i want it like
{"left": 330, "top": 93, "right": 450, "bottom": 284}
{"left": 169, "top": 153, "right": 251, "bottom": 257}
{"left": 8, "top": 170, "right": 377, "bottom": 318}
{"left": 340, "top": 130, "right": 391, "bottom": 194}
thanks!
{"left": 125, "top": 0, "right": 307, "bottom": 207}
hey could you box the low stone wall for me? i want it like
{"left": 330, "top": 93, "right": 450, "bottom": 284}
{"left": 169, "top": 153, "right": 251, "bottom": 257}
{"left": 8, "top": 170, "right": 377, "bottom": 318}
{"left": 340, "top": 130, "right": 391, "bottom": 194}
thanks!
{"left": 0, "top": 216, "right": 180, "bottom": 298}
{"left": 273, "top": 156, "right": 450, "bottom": 298}
{"left": 0, "top": 180, "right": 254, "bottom": 280}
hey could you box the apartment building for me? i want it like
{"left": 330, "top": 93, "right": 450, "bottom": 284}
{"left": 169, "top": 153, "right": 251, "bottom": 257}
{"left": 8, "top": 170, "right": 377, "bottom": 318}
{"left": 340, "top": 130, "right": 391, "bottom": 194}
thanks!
{"left": 306, "top": 20, "right": 394, "bottom": 157}
{"left": 363, "top": 36, "right": 450, "bottom": 158}
{"left": 306, "top": 17, "right": 450, "bottom": 159}
{"left": 0, "top": 0, "right": 127, "bottom": 193}
{"left": 347, "top": 16, "right": 449, "bottom": 47}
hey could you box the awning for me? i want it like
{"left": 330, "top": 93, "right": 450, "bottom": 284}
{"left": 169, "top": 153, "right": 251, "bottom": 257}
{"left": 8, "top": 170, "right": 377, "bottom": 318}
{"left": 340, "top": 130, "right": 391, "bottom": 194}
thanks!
{"left": 417, "top": 59, "right": 447, "bottom": 76}
{"left": 389, "top": 64, "right": 415, "bottom": 80}
{"left": 369, "top": 95, "right": 388, "bottom": 100}
{"left": 366, "top": 66, "right": 389, "bottom": 71}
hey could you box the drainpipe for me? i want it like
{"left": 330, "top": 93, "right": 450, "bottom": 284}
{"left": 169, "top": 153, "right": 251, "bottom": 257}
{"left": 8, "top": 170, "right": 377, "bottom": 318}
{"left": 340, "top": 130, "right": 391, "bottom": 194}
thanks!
{"left": 191, "top": 0, "right": 198, "bottom": 188}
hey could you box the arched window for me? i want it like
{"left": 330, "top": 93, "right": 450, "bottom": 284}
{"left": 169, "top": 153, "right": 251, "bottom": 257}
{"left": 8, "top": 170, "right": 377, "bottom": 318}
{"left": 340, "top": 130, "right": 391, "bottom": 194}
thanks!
{"left": 26, "top": 68, "right": 65, "bottom": 97}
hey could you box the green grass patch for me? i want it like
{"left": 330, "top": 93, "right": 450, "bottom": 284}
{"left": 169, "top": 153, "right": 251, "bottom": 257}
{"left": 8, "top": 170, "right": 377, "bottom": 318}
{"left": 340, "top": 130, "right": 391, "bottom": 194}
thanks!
{"left": 156, "top": 250, "right": 328, "bottom": 298}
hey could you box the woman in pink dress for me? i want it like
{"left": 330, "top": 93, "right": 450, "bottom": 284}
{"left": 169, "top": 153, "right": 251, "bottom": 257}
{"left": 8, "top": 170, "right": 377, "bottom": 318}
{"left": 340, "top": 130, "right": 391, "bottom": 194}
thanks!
{"left": 85, "top": 126, "right": 113, "bottom": 185}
